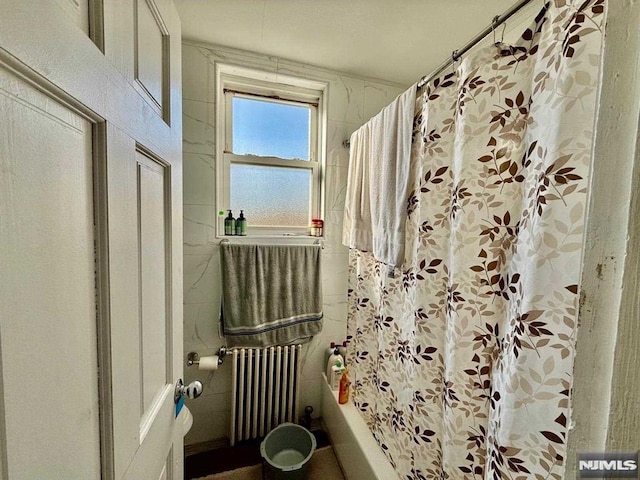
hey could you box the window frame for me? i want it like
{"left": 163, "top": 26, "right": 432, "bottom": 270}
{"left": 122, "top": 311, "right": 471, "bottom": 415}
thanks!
{"left": 215, "top": 64, "right": 327, "bottom": 237}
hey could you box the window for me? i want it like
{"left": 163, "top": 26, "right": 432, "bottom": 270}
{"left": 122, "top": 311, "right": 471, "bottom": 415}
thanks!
{"left": 216, "top": 65, "right": 326, "bottom": 236}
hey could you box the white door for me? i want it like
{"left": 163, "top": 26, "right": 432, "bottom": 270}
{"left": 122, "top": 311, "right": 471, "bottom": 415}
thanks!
{"left": 0, "top": 1, "right": 184, "bottom": 479}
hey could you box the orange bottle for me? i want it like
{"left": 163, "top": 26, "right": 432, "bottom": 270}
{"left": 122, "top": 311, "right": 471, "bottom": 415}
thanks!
{"left": 338, "top": 369, "right": 351, "bottom": 404}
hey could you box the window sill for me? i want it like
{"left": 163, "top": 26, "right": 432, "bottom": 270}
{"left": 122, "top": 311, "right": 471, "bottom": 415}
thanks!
{"left": 211, "top": 234, "right": 325, "bottom": 246}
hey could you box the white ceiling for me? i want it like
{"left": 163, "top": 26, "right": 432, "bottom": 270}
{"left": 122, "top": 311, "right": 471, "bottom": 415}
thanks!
{"left": 175, "top": 0, "right": 521, "bottom": 87}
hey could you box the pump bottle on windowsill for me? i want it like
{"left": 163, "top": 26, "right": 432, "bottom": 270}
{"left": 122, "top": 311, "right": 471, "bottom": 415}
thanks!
{"left": 235, "top": 210, "right": 247, "bottom": 236}
{"left": 224, "top": 210, "right": 235, "bottom": 236}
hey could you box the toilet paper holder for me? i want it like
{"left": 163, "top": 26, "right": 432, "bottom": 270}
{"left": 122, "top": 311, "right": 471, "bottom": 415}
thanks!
{"left": 186, "top": 347, "right": 227, "bottom": 367}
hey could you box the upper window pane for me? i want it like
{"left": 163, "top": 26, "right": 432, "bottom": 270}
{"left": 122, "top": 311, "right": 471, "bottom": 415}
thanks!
{"left": 231, "top": 96, "right": 310, "bottom": 160}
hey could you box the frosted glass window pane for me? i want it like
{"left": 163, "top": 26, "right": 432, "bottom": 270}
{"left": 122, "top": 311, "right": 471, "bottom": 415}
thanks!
{"left": 230, "top": 164, "right": 311, "bottom": 227}
{"left": 232, "top": 97, "right": 310, "bottom": 160}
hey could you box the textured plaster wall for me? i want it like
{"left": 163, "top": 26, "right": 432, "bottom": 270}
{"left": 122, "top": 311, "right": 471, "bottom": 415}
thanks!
{"left": 567, "top": 0, "right": 640, "bottom": 475}
{"left": 601, "top": 0, "right": 640, "bottom": 452}
{"left": 181, "top": 41, "right": 405, "bottom": 445}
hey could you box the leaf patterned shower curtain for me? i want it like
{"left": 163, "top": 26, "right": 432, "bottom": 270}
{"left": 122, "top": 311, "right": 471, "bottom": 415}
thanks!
{"left": 346, "top": 1, "right": 605, "bottom": 479}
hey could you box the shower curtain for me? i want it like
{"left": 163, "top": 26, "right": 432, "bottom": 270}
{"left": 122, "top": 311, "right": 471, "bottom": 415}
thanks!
{"left": 346, "top": 1, "right": 605, "bottom": 479}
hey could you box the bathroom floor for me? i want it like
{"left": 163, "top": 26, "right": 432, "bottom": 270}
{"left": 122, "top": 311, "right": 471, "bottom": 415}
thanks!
{"left": 185, "top": 430, "right": 343, "bottom": 480}
{"left": 189, "top": 446, "right": 344, "bottom": 480}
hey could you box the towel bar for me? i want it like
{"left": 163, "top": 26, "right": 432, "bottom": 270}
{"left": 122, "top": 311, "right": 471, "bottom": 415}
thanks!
{"left": 218, "top": 238, "right": 325, "bottom": 249}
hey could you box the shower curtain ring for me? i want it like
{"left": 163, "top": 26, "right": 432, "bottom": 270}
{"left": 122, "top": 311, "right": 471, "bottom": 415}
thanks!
{"left": 492, "top": 15, "right": 500, "bottom": 44}
{"left": 451, "top": 50, "right": 459, "bottom": 64}
{"left": 492, "top": 15, "right": 506, "bottom": 45}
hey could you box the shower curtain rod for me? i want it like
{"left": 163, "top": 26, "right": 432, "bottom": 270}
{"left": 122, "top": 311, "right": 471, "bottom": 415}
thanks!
{"left": 417, "top": 0, "right": 535, "bottom": 89}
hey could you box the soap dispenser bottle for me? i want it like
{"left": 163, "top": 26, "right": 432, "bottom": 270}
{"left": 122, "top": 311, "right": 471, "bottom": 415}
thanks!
{"left": 235, "top": 210, "right": 247, "bottom": 236}
{"left": 326, "top": 347, "right": 344, "bottom": 382}
{"left": 224, "top": 210, "right": 235, "bottom": 236}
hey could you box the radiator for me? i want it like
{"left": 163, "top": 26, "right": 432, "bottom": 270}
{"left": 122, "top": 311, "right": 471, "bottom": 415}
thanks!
{"left": 229, "top": 345, "right": 302, "bottom": 446}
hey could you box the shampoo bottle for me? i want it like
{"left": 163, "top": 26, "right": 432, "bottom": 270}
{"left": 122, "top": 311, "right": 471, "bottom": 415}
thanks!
{"left": 235, "top": 210, "right": 247, "bottom": 236}
{"left": 224, "top": 210, "right": 235, "bottom": 236}
{"left": 338, "top": 370, "right": 351, "bottom": 404}
{"left": 330, "top": 360, "right": 345, "bottom": 390}
{"left": 325, "top": 348, "right": 344, "bottom": 382}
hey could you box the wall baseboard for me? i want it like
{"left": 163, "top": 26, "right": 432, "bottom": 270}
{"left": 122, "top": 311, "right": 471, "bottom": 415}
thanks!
{"left": 185, "top": 438, "right": 230, "bottom": 457}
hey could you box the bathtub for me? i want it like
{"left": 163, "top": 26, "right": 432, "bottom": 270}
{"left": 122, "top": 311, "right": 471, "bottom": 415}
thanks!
{"left": 320, "top": 376, "right": 400, "bottom": 480}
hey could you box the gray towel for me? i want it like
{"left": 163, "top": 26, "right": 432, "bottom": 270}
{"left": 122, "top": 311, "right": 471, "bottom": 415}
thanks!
{"left": 220, "top": 243, "right": 323, "bottom": 347}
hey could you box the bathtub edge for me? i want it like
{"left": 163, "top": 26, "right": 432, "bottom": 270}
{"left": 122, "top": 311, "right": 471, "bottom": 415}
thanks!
{"left": 320, "top": 375, "right": 400, "bottom": 480}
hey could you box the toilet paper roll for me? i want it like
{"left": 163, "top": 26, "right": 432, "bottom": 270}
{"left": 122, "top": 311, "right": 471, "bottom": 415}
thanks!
{"left": 198, "top": 355, "right": 220, "bottom": 371}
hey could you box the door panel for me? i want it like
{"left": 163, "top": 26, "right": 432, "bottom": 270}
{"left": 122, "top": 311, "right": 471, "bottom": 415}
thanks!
{"left": 121, "top": 397, "right": 178, "bottom": 480}
{"left": 138, "top": 152, "right": 170, "bottom": 417}
{"left": 106, "top": 129, "right": 183, "bottom": 480}
{"left": 135, "top": 0, "right": 168, "bottom": 116}
{"left": 0, "top": 66, "right": 100, "bottom": 479}
{"left": 106, "top": 128, "right": 144, "bottom": 478}
{"left": 0, "top": 0, "right": 183, "bottom": 478}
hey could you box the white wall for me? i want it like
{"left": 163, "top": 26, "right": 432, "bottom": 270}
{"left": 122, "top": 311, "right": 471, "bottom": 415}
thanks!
{"left": 181, "top": 41, "right": 405, "bottom": 445}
